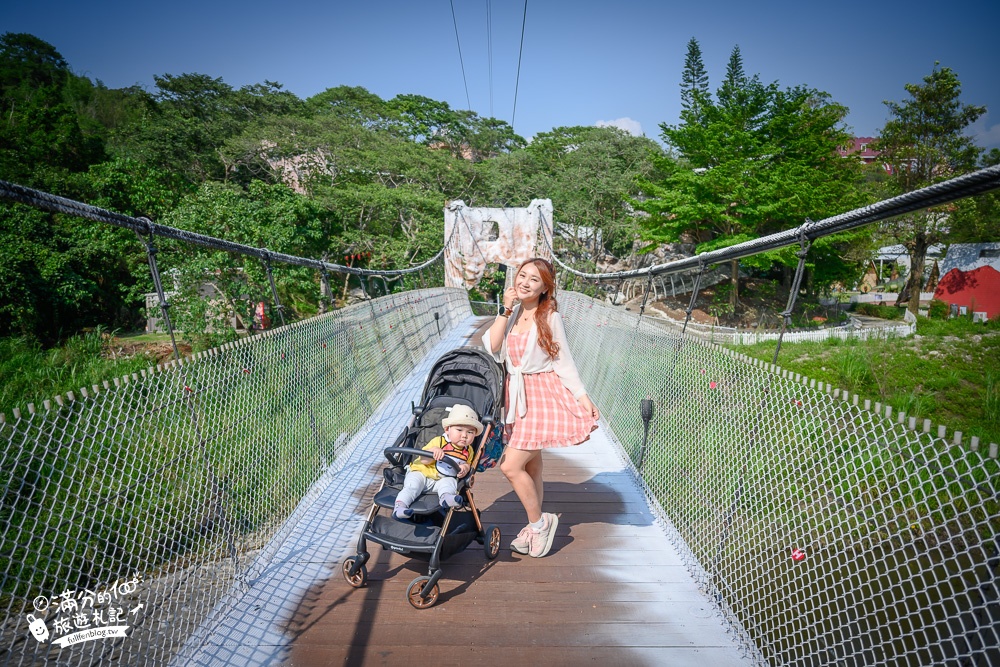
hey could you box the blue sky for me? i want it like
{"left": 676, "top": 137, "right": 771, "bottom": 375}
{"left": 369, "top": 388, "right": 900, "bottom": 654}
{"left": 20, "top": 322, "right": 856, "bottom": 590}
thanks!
{"left": 4, "top": 0, "right": 999, "bottom": 149}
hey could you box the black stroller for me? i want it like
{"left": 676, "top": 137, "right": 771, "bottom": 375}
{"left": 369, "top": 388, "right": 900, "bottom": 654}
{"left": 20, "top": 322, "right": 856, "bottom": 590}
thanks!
{"left": 342, "top": 346, "right": 505, "bottom": 609}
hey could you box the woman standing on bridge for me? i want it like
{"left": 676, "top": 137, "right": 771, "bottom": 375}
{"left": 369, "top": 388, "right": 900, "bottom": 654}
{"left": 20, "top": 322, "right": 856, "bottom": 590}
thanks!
{"left": 483, "top": 258, "right": 600, "bottom": 558}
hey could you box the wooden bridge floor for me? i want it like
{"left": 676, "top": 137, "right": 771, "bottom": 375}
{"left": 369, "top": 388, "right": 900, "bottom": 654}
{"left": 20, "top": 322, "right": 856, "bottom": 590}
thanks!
{"left": 183, "top": 317, "right": 748, "bottom": 667}
{"left": 287, "top": 439, "right": 747, "bottom": 666}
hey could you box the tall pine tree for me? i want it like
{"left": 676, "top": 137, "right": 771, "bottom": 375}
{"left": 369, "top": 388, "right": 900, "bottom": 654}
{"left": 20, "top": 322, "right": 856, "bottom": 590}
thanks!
{"left": 639, "top": 44, "right": 860, "bottom": 313}
{"left": 679, "top": 38, "right": 710, "bottom": 123}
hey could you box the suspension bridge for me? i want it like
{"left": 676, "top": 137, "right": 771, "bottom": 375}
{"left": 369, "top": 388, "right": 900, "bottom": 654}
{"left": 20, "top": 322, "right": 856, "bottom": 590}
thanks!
{"left": 1, "top": 169, "right": 1000, "bottom": 666}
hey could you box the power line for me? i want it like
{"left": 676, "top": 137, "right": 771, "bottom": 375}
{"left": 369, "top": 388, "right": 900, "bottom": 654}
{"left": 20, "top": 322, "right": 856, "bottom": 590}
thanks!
{"left": 449, "top": 0, "right": 472, "bottom": 110}
{"left": 511, "top": 0, "right": 528, "bottom": 131}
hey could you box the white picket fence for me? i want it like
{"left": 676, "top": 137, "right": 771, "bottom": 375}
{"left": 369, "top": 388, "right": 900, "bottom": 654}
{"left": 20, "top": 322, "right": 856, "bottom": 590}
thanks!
{"left": 646, "top": 310, "right": 916, "bottom": 345}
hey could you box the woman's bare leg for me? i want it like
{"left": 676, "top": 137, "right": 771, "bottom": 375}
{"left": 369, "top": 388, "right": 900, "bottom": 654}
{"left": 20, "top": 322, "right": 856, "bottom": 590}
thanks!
{"left": 500, "top": 448, "right": 543, "bottom": 523}
{"left": 525, "top": 452, "right": 544, "bottom": 508}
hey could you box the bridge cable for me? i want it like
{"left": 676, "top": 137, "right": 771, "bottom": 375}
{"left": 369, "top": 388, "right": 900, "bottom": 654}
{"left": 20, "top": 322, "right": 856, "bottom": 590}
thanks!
{"left": 319, "top": 267, "right": 332, "bottom": 314}
{"left": 681, "top": 261, "right": 707, "bottom": 336}
{"left": 612, "top": 278, "right": 624, "bottom": 306}
{"left": 449, "top": 0, "right": 472, "bottom": 110}
{"left": 0, "top": 179, "right": 455, "bottom": 280}
{"left": 533, "top": 165, "right": 1000, "bottom": 283}
{"left": 638, "top": 273, "right": 655, "bottom": 317}
{"left": 453, "top": 205, "right": 490, "bottom": 267}
{"left": 486, "top": 0, "right": 494, "bottom": 118}
{"left": 262, "top": 253, "right": 287, "bottom": 327}
{"left": 511, "top": 0, "right": 528, "bottom": 130}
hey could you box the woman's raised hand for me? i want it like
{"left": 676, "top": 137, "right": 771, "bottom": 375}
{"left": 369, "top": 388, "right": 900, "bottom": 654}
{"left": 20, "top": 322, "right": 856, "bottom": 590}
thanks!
{"left": 503, "top": 286, "right": 518, "bottom": 310}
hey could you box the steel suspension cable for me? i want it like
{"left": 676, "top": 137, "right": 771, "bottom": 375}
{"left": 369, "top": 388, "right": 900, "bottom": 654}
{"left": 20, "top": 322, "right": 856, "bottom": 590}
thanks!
{"left": 449, "top": 0, "right": 472, "bottom": 110}
{"left": 0, "top": 179, "right": 456, "bottom": 279}
{"left": 511, "top": 0, "right": 528, "bottom": 131}
{"left": 539, "top": 165, "right": 1000, "bottom": 281}
{"left": 486, "top": 0, "right": 494, "bottom": 118}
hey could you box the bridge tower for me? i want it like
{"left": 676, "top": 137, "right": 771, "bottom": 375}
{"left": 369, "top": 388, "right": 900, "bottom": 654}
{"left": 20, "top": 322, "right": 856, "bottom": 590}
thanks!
{"left": 443, "top": 199, "right": 553, "bottom": 289}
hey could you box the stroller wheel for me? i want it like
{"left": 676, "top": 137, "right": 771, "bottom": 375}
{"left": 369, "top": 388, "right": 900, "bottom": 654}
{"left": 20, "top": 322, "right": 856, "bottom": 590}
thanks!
{"left": 406, "top": 576, "right": 440, "bottom": 609}
{"left": 484, "top": 525, "right": 502, "bottom": 560}
{"left": 342, "top": 557, "right": 368, "bottom": 588}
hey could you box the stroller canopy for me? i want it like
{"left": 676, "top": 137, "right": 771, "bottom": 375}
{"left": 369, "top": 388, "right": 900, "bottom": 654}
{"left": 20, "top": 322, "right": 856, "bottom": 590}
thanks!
{"left": 421, "top": 347, "right": 504, "bottom": 425}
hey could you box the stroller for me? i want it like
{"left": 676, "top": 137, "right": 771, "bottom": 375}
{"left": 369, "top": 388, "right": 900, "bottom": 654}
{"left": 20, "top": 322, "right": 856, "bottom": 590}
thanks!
{"left": 342, "top": 346, "right": 505, "bottom": 609}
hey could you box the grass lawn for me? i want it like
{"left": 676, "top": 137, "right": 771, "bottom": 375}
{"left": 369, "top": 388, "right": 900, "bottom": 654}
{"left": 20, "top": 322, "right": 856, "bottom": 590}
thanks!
{"left": 731, "top": 315, "right": 1000, "bottom": 446}
{"left": 0, "top": 330, "right": 161, "bottom": 417}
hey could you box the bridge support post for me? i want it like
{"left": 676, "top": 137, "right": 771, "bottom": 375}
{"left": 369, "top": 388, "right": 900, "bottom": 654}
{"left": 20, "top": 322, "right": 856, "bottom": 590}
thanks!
{"left": 772, "top": 224, "right": 813, "bottom": 364}
{"left": 263, "top": 253, "right": 286, "bottom": 327}
{"left": 320, "top": 267, "right": 332, "bottom": 314}
{"left": 136, "top": 222, "right": 181, "bottom": 362}
{"left": 639, "top": 274, "right": 654, "bottom": 317}
{"left": 682, "top": 262, "right": 707, "bottom": 335}
{"left": 636, "top": 397, "right": 654, "bottom": 469}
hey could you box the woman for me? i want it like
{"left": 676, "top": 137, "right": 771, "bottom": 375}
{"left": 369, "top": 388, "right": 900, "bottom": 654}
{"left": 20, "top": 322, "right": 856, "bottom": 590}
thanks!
{"left": 483, "top": 258, "right": 600, "bottom": 558}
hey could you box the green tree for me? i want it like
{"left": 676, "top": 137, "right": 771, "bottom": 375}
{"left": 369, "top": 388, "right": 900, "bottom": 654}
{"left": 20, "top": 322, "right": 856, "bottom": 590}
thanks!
{"left": 308, "top": 85, "right": 397, "bottom": 131}
{"left": 680, "top": 37, "right": 710, "bottom": 122}
{"left": 472, "top": 126, "right": 662, "bottom": 260}
{"left": 638, "top": 43, "right": 862, "bottom": 309}
{"left": 0, "top": 33, "right": 104, "bottom": 181}
{"left": 946, "top": 148, "right": 1000, "bottom": 243}
{"left": 114, "top": 74, "right": 304, "bottom": 184}
{"left": 534, "top": 126, "right": 663, "bottom": 257}
{"left": 158, "top": 180, "right": 330, "bottom": 341}
{"left": 874, "top": 64, "right": 985, "bottom": 315}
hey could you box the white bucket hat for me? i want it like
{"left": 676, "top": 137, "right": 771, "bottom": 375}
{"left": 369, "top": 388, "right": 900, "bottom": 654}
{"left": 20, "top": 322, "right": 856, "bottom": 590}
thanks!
{"left": 441, "top": 404, "right": 484, "bottom": 435}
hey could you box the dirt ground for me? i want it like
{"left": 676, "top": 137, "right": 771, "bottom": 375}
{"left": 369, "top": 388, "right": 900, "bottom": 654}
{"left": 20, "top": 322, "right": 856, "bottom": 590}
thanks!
{"left": 637, "top": 279, "right": 847, "bottom": 330}
{"left": 104, "top": 336, "right": 192, "bottom": 364}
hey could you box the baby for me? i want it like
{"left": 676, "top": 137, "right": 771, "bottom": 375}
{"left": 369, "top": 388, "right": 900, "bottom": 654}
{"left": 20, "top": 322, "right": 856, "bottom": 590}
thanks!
{"left": 393, "top": 404, "right": 482, "bottom": 519}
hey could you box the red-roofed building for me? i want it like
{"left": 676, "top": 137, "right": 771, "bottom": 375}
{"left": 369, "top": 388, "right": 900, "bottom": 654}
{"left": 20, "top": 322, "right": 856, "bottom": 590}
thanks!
{"left": 933, "top": 243, "right": 1000, "bottom": 320}
{"left": 838, "top": 137, "right": 877, "bottom": 163}
{"left": 838, "top": 137, "right": 892, "bottom": 172}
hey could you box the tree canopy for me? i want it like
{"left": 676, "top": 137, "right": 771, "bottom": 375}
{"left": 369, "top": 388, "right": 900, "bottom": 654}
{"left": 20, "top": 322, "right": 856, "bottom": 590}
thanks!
{"left": 0, "top": 33, "right": 645, "bottom": 343}
{"left": 874, "top": 64, "right": 986, "bottom": 314}
{"left": 637, "top": 41, "right": 866, "bottom": 307}
{"left": 0, "top": 32, "right": 994, "bottom": 346}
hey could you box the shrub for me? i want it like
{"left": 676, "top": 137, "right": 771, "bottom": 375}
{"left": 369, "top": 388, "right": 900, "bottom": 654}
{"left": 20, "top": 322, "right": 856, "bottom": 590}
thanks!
{"left": 927, "top": 299, "right": 950, "bottom": 320}
{"left": 853, "top": 302, "right": 905, "bottom": 320}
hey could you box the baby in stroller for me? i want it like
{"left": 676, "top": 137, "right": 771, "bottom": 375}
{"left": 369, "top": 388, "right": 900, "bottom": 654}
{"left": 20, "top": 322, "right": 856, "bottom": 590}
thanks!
{"left": 393, "top": 404, "right": 481, "bottom": 518}
{"left": 342, "top": 346, "right": 505, "bottom": 609}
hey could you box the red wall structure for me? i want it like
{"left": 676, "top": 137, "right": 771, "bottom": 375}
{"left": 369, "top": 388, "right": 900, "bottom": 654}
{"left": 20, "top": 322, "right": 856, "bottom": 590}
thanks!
{"left": 933, "top": 265, "right": 1000, "bottom": 319}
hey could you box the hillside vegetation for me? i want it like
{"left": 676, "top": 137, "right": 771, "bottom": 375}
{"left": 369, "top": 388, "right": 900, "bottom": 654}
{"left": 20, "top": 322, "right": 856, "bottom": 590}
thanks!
{"left": 1, "top": 32, "right": 997, "bottom": 443}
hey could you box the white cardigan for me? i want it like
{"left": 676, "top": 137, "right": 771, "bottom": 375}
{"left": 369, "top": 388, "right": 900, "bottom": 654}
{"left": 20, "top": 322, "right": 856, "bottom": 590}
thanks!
{"left": 482, "top": 305, "right": 587, "bottom": 423}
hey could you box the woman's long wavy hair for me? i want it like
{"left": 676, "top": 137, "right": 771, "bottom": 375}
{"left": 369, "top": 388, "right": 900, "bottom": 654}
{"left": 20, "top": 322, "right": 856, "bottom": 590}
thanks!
{"left": 517, "top": 258, "right": 560, "bottom": 359}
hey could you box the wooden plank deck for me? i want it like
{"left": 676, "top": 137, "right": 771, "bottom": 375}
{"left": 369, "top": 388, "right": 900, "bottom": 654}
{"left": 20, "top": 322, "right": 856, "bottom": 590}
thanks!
{"left": 182, "top": 317, "right": 748, "bottom": 667}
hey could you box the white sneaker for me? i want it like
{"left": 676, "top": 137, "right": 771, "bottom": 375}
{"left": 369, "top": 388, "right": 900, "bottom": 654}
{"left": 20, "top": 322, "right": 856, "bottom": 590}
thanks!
{"left": 527, "top": 513, "right": 559, "bottom": 558}
{"left": 510, "top": 525, "right": 532, "bottom": 554}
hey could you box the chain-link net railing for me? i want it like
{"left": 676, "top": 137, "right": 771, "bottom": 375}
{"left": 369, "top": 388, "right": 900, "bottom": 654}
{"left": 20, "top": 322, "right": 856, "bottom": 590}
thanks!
{"left": 0, "top": 288, "right": 472, "bottom": 666}
{"left": 4, "top": 165, "right": 1000, "bottom": 665}
{"left": 559, "top": 291, "right": 999, "bottom": 666}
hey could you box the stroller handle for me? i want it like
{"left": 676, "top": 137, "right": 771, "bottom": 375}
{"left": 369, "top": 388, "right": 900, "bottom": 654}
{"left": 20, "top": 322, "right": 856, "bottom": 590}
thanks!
{"left": 384, "top": 446, "right": 431, "bottom": 458}
{"left": 383, "top": 446, "right": 474, "bottom": 478}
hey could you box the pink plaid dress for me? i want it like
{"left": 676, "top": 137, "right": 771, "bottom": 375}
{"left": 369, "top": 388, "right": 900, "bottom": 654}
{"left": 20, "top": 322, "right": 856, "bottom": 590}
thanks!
{"left": 504, "top": 330, "right": 597, "bottom": 450}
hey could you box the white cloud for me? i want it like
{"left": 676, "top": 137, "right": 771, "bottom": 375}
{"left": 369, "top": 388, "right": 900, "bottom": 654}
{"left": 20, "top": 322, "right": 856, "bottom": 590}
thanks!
{"left": 968, "top": 111, "right": 1000, "bottom": 150}
{"left": 595, "top": 117, "right": 643, "bottom": 136}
